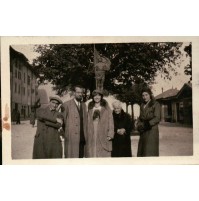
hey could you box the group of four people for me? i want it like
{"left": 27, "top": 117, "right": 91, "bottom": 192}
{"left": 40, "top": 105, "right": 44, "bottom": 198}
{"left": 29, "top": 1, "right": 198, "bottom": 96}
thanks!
{"left": 33, "top": 85, "right": 161, "bottom": 159}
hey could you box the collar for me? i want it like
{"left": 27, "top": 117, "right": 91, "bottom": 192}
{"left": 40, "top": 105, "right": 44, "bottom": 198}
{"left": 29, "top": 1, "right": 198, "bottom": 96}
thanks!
{"left": 143, "top": 100, "right": 151, "bottom": 108}
{"left": 74, "top": 98, "right": 81, "bottom": 106}
{"left": 93, "top": 105, "right": 102, "bottom": 111}
{"left": 49, "top": 106, "right": 55, "bottom": 111}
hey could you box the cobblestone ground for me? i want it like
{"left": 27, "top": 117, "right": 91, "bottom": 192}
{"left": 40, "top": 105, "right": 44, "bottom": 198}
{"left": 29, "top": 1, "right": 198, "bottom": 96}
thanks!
{"left": 11, "top": 121, "right": 193, "bottom": 159}
{"left": 11, "top": 121, "right": 36, "bottom": 159}
{"left": 131, "top": 122, "right": 193, "bottom": 156}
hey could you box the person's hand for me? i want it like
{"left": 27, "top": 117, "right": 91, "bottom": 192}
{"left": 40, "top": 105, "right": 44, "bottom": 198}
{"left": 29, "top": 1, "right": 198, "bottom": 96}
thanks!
{"left": 107, "top": 136, "right": 112, "bottom": 141}
{"left": 117, "top": 128, "right": 126, "bottom": 135}
{"left": 56, "top": 118, "right": 63, "bottom": 125}
{"left": 137, "top": 123, "right": 145, "bottom": 133}
{"left": 58, "top": 127, "right": 63, "bottom": 132}
{"left": 57, "top": 104, "right": 63, "bottom": 112}
{"left": 143, "top": 121, "right": 151, "bottom": 131}
{"left": 120, "top": 128, "right": 126, "bottom": 134}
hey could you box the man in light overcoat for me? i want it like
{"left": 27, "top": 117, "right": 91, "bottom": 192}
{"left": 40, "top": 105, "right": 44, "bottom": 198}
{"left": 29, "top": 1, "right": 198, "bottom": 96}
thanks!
{"left": 63, "top": 85, "right": 88, "bottom": 158}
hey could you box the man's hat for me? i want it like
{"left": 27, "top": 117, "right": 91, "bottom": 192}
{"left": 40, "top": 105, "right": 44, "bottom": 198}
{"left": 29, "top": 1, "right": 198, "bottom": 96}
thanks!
{"left": 49, "top": 96, "right": 63, "bottom": 104}
{"left": 92, "top": 89, "right": 103, "bottom": 97}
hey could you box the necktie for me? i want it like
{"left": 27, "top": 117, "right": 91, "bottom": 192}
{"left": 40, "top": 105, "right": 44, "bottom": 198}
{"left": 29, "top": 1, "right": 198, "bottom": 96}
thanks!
{"left": 78, "top": 102, "right": 80, "bottom": 110}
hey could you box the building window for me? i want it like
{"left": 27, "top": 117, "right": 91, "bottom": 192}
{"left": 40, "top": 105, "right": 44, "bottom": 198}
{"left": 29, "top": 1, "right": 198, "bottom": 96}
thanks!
{"left": 15, "top": 60, "right": 18, "bottom": 68}
{"left": 15, "top": 83, "right": 17, "bottom": 93}
{"left": 27, "top": 75, "right": 31, "bottom": 85}
{"left": 28, "top": 89, "right": 30, "bottom": 96}
{"left": 24, "top": 73, "right": 26, "bottom": 83}
{"left": 18, "top": 71, "right": 21, "bottom": 80}
{"left": 18, "top": 84, "right": 21, "bottom": 94}
{"left": 23, "top": 87, "right": 26, "bottom": 95}
{"left": 15, "top": 69, "right": 17, "bottom": 78}
{"left": 17, "top": 60, "right": 21, "bottom": 70}
{"left": 31, "top": 89, "right": 35, "bottom": 94}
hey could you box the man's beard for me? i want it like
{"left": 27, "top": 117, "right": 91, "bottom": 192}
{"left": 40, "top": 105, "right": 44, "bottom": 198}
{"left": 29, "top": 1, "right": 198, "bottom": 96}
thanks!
{"left": 75, "top": 97, "right": 82, "bottom": 101}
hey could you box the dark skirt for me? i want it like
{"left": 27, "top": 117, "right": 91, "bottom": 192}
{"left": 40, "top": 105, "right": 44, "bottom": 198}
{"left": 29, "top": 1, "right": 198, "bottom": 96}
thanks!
{"left": 112, "top": 133, "right": 132, "bottom": 157}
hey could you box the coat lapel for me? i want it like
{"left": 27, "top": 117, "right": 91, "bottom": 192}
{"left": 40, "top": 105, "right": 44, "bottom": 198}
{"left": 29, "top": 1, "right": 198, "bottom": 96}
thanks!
{"left": 71, "top": 99, "right": 80, "bottom": 114}
{"left": 100, "top": 107, "right": 105, "bottom": 117}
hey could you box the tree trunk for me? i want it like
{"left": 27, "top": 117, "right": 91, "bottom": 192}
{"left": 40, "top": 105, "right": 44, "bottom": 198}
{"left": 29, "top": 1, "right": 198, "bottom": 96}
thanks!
{"left": 126, "top": 103, "right": 128, "bottom": 113}
{"left": 131, "top": 104, "right": 135, "bottom": 129}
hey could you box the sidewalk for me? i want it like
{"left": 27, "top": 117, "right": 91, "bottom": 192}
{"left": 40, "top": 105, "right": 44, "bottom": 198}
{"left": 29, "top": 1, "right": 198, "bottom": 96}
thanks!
{"left": 131, "top": 122, "right": 193, "bottom": 157}
{"left": 11, "top": 121, "right": 193, "bottom": 159}
{"left": 159, "top": 121, "right": 192, "bottom": 128}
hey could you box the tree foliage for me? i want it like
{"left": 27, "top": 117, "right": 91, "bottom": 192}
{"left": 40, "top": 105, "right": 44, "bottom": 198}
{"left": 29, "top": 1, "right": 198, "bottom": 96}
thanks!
{"left": 33, "top": 42, "right": 183, "bottom": 101}
{"left": 184, "top": 43, "right": 192, "bottom": 81}
{"left": 114, "top": 79, "right": 148, "bottom": 105}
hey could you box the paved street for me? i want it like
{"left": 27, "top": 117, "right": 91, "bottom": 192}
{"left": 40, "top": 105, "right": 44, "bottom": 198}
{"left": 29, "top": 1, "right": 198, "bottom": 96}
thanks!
{"left": 11, "top": 121, "right": 193, "bottom": 159}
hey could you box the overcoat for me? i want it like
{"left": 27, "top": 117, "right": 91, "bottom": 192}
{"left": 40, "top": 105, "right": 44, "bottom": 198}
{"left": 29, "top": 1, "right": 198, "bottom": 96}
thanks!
{"left": 32, "top": 107, "right": 63, "bottom": 159}
{"left": 112, "top": 110, "right": 133, "bottom": 157}
{"left": 63, "top": 99, "right": 88, "bottom": 158}
{"left": 137, "top": 100, "right": 161, "bottom": 157}
{"left": 86, "top": 101, "right": 114, "bottom": 157}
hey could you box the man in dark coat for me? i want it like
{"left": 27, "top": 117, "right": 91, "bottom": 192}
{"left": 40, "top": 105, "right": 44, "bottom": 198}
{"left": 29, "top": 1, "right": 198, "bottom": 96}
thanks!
{"left": 33, "top": 96, "right": 64, "bottom": 159}
{"left": 63, "top": 85, "right": 88, "bottom": 158}
{"left": 16, "top": 110, "right": 20, "bottom": 124}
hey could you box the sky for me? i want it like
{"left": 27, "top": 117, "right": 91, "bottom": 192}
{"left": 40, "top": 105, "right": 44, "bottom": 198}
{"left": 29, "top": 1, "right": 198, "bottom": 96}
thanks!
{"left": 12, "top": 43, "right": 191, "bottom": 97}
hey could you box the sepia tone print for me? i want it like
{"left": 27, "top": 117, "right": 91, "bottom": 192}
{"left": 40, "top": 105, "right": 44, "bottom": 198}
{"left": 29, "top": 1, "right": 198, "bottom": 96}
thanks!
{"left": 1, "top": 36, "right": 198, "bottom": 164}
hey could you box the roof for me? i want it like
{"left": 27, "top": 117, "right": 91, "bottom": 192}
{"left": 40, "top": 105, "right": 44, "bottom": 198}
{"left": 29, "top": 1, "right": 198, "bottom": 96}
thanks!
{"left": 10, "top": 46, "right": 29, "bottom": 64}
{"left": 186, "top": 82, "right": 192, "bottom": 88}
{"left": 155, "top": 88, "right": 179, "bottom": 100}
{"left": 10, "top": 46, "right": 37, "bottom": 75}
{"left": 176, "top": 83, "right": 192, "bottom": 98}
{"left": 155, "top": 83, "right": 192, "bottom": 101}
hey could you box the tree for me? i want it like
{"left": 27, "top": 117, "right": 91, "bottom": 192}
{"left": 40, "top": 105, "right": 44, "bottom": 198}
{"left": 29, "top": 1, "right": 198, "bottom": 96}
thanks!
{"left": 33, "top": 42, "right": 183, "bottom": 100}
{"left": 114, "top": 79, "right": 148, "bottom": 113}
{"left": 184, "top": 43, "right": 192, "bottom": 81}
{"left": 33, "top": 44, "right": 96, "bottom": 96}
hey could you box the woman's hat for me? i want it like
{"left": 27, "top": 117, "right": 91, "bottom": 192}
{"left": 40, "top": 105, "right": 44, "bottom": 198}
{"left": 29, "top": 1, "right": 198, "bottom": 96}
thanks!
{"left": 49, "top": 96, "right": 63, "bottom": 104}
{"left": 92, "top": 89, "right": 103, "bottom": 96}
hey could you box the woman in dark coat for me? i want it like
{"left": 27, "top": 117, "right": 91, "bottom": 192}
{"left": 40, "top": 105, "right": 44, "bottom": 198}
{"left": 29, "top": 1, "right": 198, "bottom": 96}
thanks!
{"left": 111, "top": 100, "right": 133, "bottom": 157}
{"left": 137, "top": 87, "right": 161, "bottom": 157}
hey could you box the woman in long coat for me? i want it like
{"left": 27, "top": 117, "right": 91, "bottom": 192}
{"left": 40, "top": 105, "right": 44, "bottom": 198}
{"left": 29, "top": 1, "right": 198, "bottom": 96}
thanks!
{"left": 86, "top": 90, "right": 114, "bottom": 157}
{"left": 137, "top": 87, "right": 161, "bottom": 157}
{"left": 112, "top": 100, "right": 133, "bottom": 157}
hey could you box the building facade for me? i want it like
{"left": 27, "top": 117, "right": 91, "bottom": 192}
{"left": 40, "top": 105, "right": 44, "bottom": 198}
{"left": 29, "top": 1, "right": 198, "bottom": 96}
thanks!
{"left": 10, "top": 47, "right": 39, "bottom": 119}
{"left": 156, "top": 83, "right": 192, "bottom": 125}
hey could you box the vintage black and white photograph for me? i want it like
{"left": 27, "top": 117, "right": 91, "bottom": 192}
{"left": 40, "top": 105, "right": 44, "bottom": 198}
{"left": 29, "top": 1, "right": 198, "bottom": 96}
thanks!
{"left": 1, "top": 36, "right": 198, "bottom": 164}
